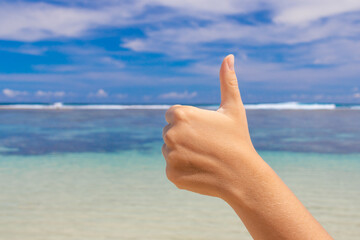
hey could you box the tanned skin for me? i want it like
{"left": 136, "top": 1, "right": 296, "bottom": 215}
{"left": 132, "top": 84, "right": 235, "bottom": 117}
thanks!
{"left": 162, "top": 55, "right": 333, "bottom": 240}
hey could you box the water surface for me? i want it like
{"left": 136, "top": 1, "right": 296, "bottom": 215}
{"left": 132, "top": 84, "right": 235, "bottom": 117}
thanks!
{"left": 0, "top": 108, "right": 359, "bottom": 239}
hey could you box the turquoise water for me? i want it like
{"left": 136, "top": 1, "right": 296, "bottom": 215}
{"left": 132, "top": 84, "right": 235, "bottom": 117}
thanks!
{"left": 0, "top": 108, "right": 360, "bottom": 239}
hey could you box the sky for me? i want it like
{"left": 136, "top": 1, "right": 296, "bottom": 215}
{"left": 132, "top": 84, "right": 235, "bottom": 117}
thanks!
{"left": 0, "top": 0, "right": 359, "bottom": 104}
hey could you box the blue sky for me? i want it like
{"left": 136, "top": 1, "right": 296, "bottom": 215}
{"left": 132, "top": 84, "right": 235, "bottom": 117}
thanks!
{"left": 0, "top": 0, "right": 359, "bottom": 104}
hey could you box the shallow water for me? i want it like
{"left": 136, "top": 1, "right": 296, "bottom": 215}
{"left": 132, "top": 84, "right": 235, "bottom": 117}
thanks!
{"left": 0, "top": 109, "right": 359, "bottom": 239}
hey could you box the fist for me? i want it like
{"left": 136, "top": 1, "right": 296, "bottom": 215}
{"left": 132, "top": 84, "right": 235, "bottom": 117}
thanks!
{"left": 162, "top": 55, "right": 257, "bottom": 199}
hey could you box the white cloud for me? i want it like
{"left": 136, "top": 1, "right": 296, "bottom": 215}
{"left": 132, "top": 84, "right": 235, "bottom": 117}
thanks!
{"left": 2, "top": 88, "right": 28, "bottom": 97}
{"left": 33, "top": 65, "right": 84, "bottom": 72}
{"left": 354, "top": 93, "right": 360, "bottom": 99}
{"left": 100, "top": 57, "right": 124, "bottom": 68}
{"left": 0, "top": 45, "right": 48, "bottom": 55}
{"left": 96, "top": 89, "right": 108, "bottom": 98}
{"left": 273, "top": 0, "right": 360, "bottom": 25}
{"left": 35, "top": 90, "right": 66, "bottom": 97}
{"left": 159, "top": 91, "right": 197, "bottom": 99}
{"left": 123, "top": 13, "right": 360, "bottom": 57}
{"left": 0, "top": 1, "right": 178, "bottom": 42}
{"left": 1, "top": 0, "right": 359, "bottom": 43}
{"left": 116, "top": 93, "right": 128, "bottom": 99}
{"left": 1, "top": 0, "right": 360, "bottom": 103}
{"left": 0, "top": 71, "right": 154, "bottom": 85}
{"left": 31, "top": 50, "right": 125, "bottom": 73}
{"left": 89, "top": 89, "right": 108, "bottom": 98}
{"left": 117, "top": 0, "right": 360, "bottom": 69}
{"left": 0, "top": 2, "right": 140, "bottom": 42}
{"left": 297, "top": 39, "right": 360, "bottom": 65}
{"left": 182, "top": 56, "right": 360, "bottom": 89}
{"left": 143, "top": 95, "right": 152, "bottom": 101}
{"left": 0, "top": 3, "right": 103, "bottom": 41}
{"left": 147, "top": 0, "right": 259, "bottom": 16}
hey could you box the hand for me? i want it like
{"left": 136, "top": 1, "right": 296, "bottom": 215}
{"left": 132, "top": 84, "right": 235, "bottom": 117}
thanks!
{"left": 162, "top": 55, "right": 333, "bottom": 240}
{"left": 162, "top": 54, "right": 259, "bottom": 199}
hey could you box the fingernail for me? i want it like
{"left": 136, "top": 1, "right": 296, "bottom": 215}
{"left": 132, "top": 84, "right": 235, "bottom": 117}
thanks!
{"left": 227, "top": 54, "right": 234, "bottom": 71}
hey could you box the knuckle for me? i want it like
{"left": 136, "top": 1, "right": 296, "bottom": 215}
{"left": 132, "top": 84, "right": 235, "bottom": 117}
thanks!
{"left": 170, "top": 104, "right": 181, "bottom": 109}
{"left": 161, "top": 143, "right": 167, "bottom": 155}
{"left": 165, "top": 166, "right": 177, "bottom": 183}
{"left": 164, "top": 129, "right": 177, "bottom": 145}
{"left": 174, "top": 174, "right": 187, "bottom": 189}
{"left": 166, "top": 151, "right": 181, "bottom": 168}
{"left": 166, "top": 104, "right": 181, "bottom": 115}
{"left": 165, "top": 167, "right": 185, "bottom": 189}
{"left": 162, "top": 125, "right": 170, "bottom": 139}
{"left": 173, "top": 107, "right": 187, "bottom": 121}
{"left": 167, "top": 150, "right": 180, "bottom": 162}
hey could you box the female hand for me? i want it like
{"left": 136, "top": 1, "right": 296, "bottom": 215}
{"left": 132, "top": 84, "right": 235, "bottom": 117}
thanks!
{"left": 162, "top": 54, "right": 260, "bottom": 199}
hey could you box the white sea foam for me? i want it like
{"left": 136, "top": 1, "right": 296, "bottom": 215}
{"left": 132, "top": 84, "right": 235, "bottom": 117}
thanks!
{"left": 0, "top": 102, "right": 358, "bottom": 110}
{"left": 244, "top": 102, "right": 336, "bottom": 110}
{"left": 0, "top": 102, "right": 172, "bottom": 110}
{"left": 78, "top": 104, "right": 172, "bottom": 110}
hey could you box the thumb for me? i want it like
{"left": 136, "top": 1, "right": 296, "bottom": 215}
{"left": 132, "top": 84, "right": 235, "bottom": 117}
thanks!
{"left": 219, "top": 54, "right": 243, "bottom": 113}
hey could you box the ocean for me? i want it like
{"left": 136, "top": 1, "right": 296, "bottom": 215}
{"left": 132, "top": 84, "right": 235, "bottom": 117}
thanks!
{"left": 0, "top": 103, "right": 359, "bottom": 239}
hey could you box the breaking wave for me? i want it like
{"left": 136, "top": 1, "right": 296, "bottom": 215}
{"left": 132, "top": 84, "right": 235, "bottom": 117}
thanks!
{"left": 244, "top": 102, "right": 336, "bottom": 110}
{"left": 0, "top": 102, "right": 358, "bottom": 110}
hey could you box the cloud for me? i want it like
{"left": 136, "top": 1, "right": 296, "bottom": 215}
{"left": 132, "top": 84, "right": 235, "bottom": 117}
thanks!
{"left": 116, "top": 93, "right": 128, "bottom": 99}
{"left": 0, "top": 45, "right": 48, "bottom": 55}
{"left": 31, "top": 47, "right": 125, "bottom": 73}
{"left": 35, "top": 90, "right": 66, "bottom": 97}
{"left": 2, "top": 88, "right": 28, "bottom": 97}
{"left": 0, "top": 2, "right": 140, "bottom": 42}
{"left": 1, "top": 0, "right": 360, "bottom": 103}
{"left": 0, "top": 71, "right": 164, "bottom": 86}
{"left": 296, "top": 39, "right": 360, "bottom": 66}
{"left": 183, "top": 56, "right": 360, "bottom": 88}
{"left": 159, "top": 91, "right": 197, "bottom": 99}
{"left": 273, "top": 0, "right": 360, "bottom": 25}
{"left": 143, "top": 95, "right": 152, "bottom": 101}
{"left": 1, "top": 0, "right": 359, "bottom": 44}
{"left": 0, "top": 1, "right": 173, "bottom": 42}
{"left": 100, "top": 57, "right": 125, "bottom": 68}
{"left": 0, "top": 3, "right": 102, "bottom": 41}
{"left": 123, "top": 13, "right": 360, "bottom": 58}
{"left": 2, "top": 0, "right": 360, "bottom": 67}
{"left": 89, "top": 89, "right": 108, "bottom": 98}
{"left": 33, "top": 65, "right": 84, "bottom": 73}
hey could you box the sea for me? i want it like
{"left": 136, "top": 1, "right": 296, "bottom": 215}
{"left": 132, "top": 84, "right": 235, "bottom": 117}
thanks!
{"left": 0, "top": 102, "right": 359, "bottom": 240}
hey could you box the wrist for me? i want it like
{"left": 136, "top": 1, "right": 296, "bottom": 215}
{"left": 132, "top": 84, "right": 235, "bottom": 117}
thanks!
{"left": 219, "top": 151, "right": 274, "bottom": 208}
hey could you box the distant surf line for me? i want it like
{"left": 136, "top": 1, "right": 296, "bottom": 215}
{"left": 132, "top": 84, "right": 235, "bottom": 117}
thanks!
{"left": 0, "top": 102, "right": 359, "bottom": 110}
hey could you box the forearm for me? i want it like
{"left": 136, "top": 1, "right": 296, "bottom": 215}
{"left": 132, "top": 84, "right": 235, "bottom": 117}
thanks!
{"left": 221, "top": 152, "right": 333, "bottom": 240}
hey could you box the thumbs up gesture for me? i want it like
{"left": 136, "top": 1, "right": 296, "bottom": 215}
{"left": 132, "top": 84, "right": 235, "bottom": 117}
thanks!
{"left": 162, "top": 54, "right": 259, "bottom": 199}
{"left": 162, "top": 55, "right": 333, "bottom": 239}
